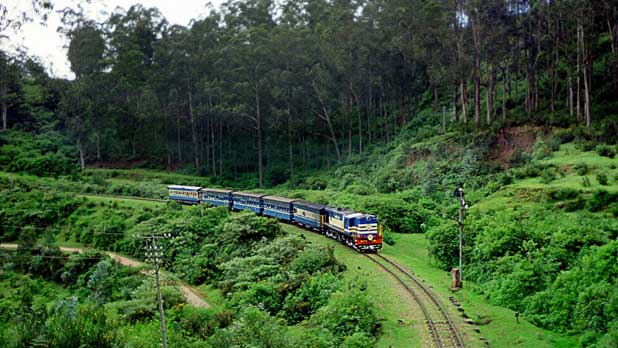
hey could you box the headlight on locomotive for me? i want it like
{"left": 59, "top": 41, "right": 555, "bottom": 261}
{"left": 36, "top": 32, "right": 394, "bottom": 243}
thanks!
{"left": 368, "top": 234, "right": 374, "bottom": 241}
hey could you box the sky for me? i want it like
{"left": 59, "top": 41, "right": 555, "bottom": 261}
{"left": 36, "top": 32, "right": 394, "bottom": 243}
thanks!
{"left": 3, "top": 0, "right": 224, "bottom": 79}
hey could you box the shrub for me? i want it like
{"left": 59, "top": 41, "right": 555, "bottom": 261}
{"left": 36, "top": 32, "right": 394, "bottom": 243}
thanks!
{"left": 547, "top": 187, "right": 580, "bottom": 201}
{"left": 499, "top": 173, "right": 514, "bottom": 186}
{"left": 309, "top": 289, "right": 381, "bottom": 342}
{"left": 580, "top": 141, "right": 596, "bottom": 152}
{"left": 547, "top": 135, "right": 562, "bottom": 151}
{"left": 596, "top": 144, "right": 616, "bottom": 158}
{"left": 289, "top": 246, "right": 340, "bottom": 275}
{"left": 540, "top": 169, "right": 556, "bottom": 184}
{"left": 582, "top": 176, "right": 592, "bottom": 187}
{"left": 564, "top": 198, "right": 586, "bottom": 212}
{"left": 575, "top": 163, "right": 589, "bottom": 176}
{"left": 597, "top": 173, "right": 609, "bottom": 186}
{"left": 588, "top": 190, "right": 618, "bottom": 212}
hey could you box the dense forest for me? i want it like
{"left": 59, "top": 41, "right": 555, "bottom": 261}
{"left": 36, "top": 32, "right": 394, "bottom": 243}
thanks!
{"left": 1, "top": 0, "right": 617, "bottom": 186}
{"left": 1, "top": 1, "right": 618, "bottom": 348}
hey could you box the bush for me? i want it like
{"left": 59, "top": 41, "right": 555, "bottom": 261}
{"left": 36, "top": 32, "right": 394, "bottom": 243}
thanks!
{"left": 597, "top": 172, "right": 609, "bottom": 186}
{"left": 596, "top": 144, "right": 616, "bottom": 158}
{"left": 540, "top": 169, "right": 556, "bottom": 184}
{"left": 309, "top": 289, "right": 381, "bottom": 342}
{"left": 588, "top": 190, "right": 618, "bottom": 212}
{"left": 499, "top": 173, "right": 514, "bottom": 186}
{"left": 547, "top": 187, "right": 580, "bottom": 201}
{"left": 575, "top": 163, "right": 589, "bottom": 176}
{"left": 563, "top": 198, "right": 586, "bottom": 212}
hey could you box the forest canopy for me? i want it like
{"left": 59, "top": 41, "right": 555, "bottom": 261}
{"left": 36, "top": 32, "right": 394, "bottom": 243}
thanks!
{"left": 1, "top": 0, "right": 617, "bottom": 186}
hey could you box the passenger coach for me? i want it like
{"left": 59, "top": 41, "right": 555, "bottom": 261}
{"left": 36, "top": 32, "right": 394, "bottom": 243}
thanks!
{"left": 232, "top": 192, "right": 267, "bottom": 214}
{"left": 167, "top": 185, "right": 201, "bottom": 204}
{"left": 168, "top": 186, "right": 383, "bottom": 252}
{"left": 201, "top": 188, "right": 234, "bottom": 208}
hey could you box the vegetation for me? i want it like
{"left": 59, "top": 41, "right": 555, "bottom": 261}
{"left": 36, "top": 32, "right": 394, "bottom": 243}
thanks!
{"left": 2, "top": 0, "right": 618, "bottom": 347}
{"left": 0, "top": 181, "right": 381, "bottom": 347}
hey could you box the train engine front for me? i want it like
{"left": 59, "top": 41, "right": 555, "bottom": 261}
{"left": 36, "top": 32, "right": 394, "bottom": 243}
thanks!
{"left": 324, "top": 208, "right": 383, "bottom": 252}
{"left": 350, "top": 214, "right": 383, "bottom": 251}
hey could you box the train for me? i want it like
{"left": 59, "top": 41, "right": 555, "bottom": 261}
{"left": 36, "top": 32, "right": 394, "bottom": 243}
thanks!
{"left": 168, "top": 185, "right": 383, "bottom": 252}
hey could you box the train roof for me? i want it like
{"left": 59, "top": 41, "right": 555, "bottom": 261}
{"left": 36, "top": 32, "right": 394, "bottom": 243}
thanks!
{"left": 232, "top": 191, "right": 267, "bottom": 198}
{"left": 293, "top": 200, "right": 327, "bottom": 210}
{"left": 202, "top": 187, "right": 235, "bottom": 193}
{"left": 324, "top": 206, "right": 358, "bottom": 216}
{"left": 263, "top": 195, "right": 297, "bottom": 203}
{"left": 168, "top": 185, "right": 202, "bottom": 190}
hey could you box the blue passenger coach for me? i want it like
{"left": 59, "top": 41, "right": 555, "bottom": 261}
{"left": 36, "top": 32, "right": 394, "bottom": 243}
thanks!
{"left": 293, "top": 201, "right": 326, "bottom": 229}
{"left": 167, "top": 185, "right": 201, "bottom": 204}
{"left": 201, "top": 188, "right": 234, "bottom": 208}
{"left": 262, "top": 196, "right": 297, "bottom": 221}
{"left": 232, "top": 192, "right": 266, "bottom": 214}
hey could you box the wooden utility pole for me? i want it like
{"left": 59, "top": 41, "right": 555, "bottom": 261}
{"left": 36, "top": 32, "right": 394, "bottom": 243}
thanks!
{"left": 142, "top": 233, "right": 171, "bottom": 348}
{"left": 453, "top": 186, "right": 467, "bottom": 289}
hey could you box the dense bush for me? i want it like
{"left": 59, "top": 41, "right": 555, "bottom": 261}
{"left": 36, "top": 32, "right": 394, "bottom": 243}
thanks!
{"left": 0, "top": 130, "right": 77, "bottom": 177}
{"left": 596, "top": 144, "right": 616, "bottom": 158}
{"left": 546, "top": 187, "right": 579, "bottom": 201}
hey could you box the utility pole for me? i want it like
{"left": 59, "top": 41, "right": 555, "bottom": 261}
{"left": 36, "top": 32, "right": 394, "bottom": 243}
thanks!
{"left": 453, "top": 185, "right": 467, "bottom": 289}
{"left": 142, "top": 233, "right": 171, "bottom": 348}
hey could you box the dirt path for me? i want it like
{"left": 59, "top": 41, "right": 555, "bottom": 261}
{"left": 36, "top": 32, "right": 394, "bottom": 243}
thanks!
{"left": 0, "top": 243, "right": 210, "bottom": 308}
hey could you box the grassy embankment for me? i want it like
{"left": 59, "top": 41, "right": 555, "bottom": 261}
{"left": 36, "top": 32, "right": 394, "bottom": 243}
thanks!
{"left": 4, "top": 141, "right": 614, "bottom": 347}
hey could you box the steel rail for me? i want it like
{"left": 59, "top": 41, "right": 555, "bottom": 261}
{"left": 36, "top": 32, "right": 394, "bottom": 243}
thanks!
{"left": 364, "top": 253, "right": 464, "bottom": 348}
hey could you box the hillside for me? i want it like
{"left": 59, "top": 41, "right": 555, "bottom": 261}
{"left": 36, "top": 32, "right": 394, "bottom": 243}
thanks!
{"left": 2, "top": 1, "right": 618, "bottom": 347}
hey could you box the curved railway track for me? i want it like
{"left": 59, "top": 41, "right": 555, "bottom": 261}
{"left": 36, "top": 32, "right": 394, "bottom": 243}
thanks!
{"left": 364, "top": 253, "right": 464, "bottom": 348}
{"left": 74, "top": 192, "right": 168, "bottom": 203}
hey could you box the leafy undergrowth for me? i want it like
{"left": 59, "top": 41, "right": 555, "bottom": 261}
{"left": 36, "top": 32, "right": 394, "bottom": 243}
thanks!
{"left": 0, "top": 182, "right": 383, "bottom": 348}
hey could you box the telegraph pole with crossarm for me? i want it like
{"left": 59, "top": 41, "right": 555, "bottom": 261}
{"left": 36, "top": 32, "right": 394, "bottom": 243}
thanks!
{"left": 142, "top": 233, "right": 171, "bottom": 348}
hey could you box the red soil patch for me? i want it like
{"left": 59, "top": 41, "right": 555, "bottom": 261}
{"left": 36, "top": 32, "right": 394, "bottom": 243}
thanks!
{"left": 492, "top": 126, "right": 543, "bottom": 169}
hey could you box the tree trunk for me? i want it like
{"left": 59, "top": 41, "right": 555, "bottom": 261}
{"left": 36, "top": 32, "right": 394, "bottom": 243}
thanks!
{"left": 525, "top": 48, "right": 532, "bottom": 117}
{"left": 287, "top": 102, "right": 294, "bottom": 188}
{"left": 348, "top": 127, "right": 352, "bottom": 160}
{"left": 96, "top": 133, "right": 101, "bottom": 161}
{"left": 383, "top": 95, "right": 390, "bottom": 144}
{"left": 312, "top": 79, "right": 341, "bottom": 162}
{"left": 471, "top": 13, "right": 481, "bottom": 126}
{"left": 188, "top": 91, "right": 199, "bottom": 174}
{"left": 461, "top": 79, "right": 468, "bottom": 124}
{"left": 486, "top": 64, "right": 492, "bottom": 126}
{"left": 452, "top": 84, "right": 458, "bottom": 122}
{"left": 608, "top": 19, "right": 618, "bottom": 94}
{"left": 580, "top": 24, "right": 591, "bottom": 128}
{"left": 576, "top": 24, "right": 582, "bottom": 122}
{"left": 1, "top": 83, "right": 7, "bottom": 130}
{"left": 502, "top": 69, "right": 507, "bottom": 122}
{"left": 255, "top": 83, "right": 264, "bottom": 188}
{"left": 211, "top": 118, "right": 216, "bottom": 176}
{"left": 78, "top": 140, "right": 85, "bottom": 171}
{"left": 568, "top": 75, "right": 573, "bottom": 117}
{"left": 176, "top": 114, "right": 182, "bottom": 162}
{"left": 219, "top": 120, "right": 223, "bottom": 175}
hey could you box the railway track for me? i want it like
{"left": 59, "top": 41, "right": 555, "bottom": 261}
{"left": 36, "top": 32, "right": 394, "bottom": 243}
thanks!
{"left": 364, "top": 253, "right": 464, "bottom": 348}
{"left": 74, "top": 192, "right": 168, "bottom": 203}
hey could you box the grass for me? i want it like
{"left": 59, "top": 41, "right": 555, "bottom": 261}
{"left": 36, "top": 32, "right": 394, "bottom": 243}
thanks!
{"left": 281, "top": 224, "right": 424, "bottom": 348}
{"left": 511, "top": 143, "right": 618, "bottom": 193}
{"left": 282, "top": 224, "right": 577, "bottom": 348}
{"left": 383, "top": 234, "right": 577, "bottom": 348}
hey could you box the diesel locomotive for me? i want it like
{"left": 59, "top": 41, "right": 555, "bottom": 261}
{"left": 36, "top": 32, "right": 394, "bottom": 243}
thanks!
{"left": 168, "top": 185, "right": 383, "bottom": 251}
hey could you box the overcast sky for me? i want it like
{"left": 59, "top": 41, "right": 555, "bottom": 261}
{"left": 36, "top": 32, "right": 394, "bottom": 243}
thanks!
{"left": 3, "top": 0, "right": 225, "bottom": 79}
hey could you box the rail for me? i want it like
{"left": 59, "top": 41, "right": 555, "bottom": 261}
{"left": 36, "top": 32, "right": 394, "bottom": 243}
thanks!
{"left": 364, "top": 253, "right": 464, "bottom": 348}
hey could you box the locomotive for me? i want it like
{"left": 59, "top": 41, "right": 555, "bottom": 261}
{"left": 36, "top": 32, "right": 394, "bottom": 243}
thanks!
{"left": 168, "top": 185, "right": 383, "bottom": 251}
